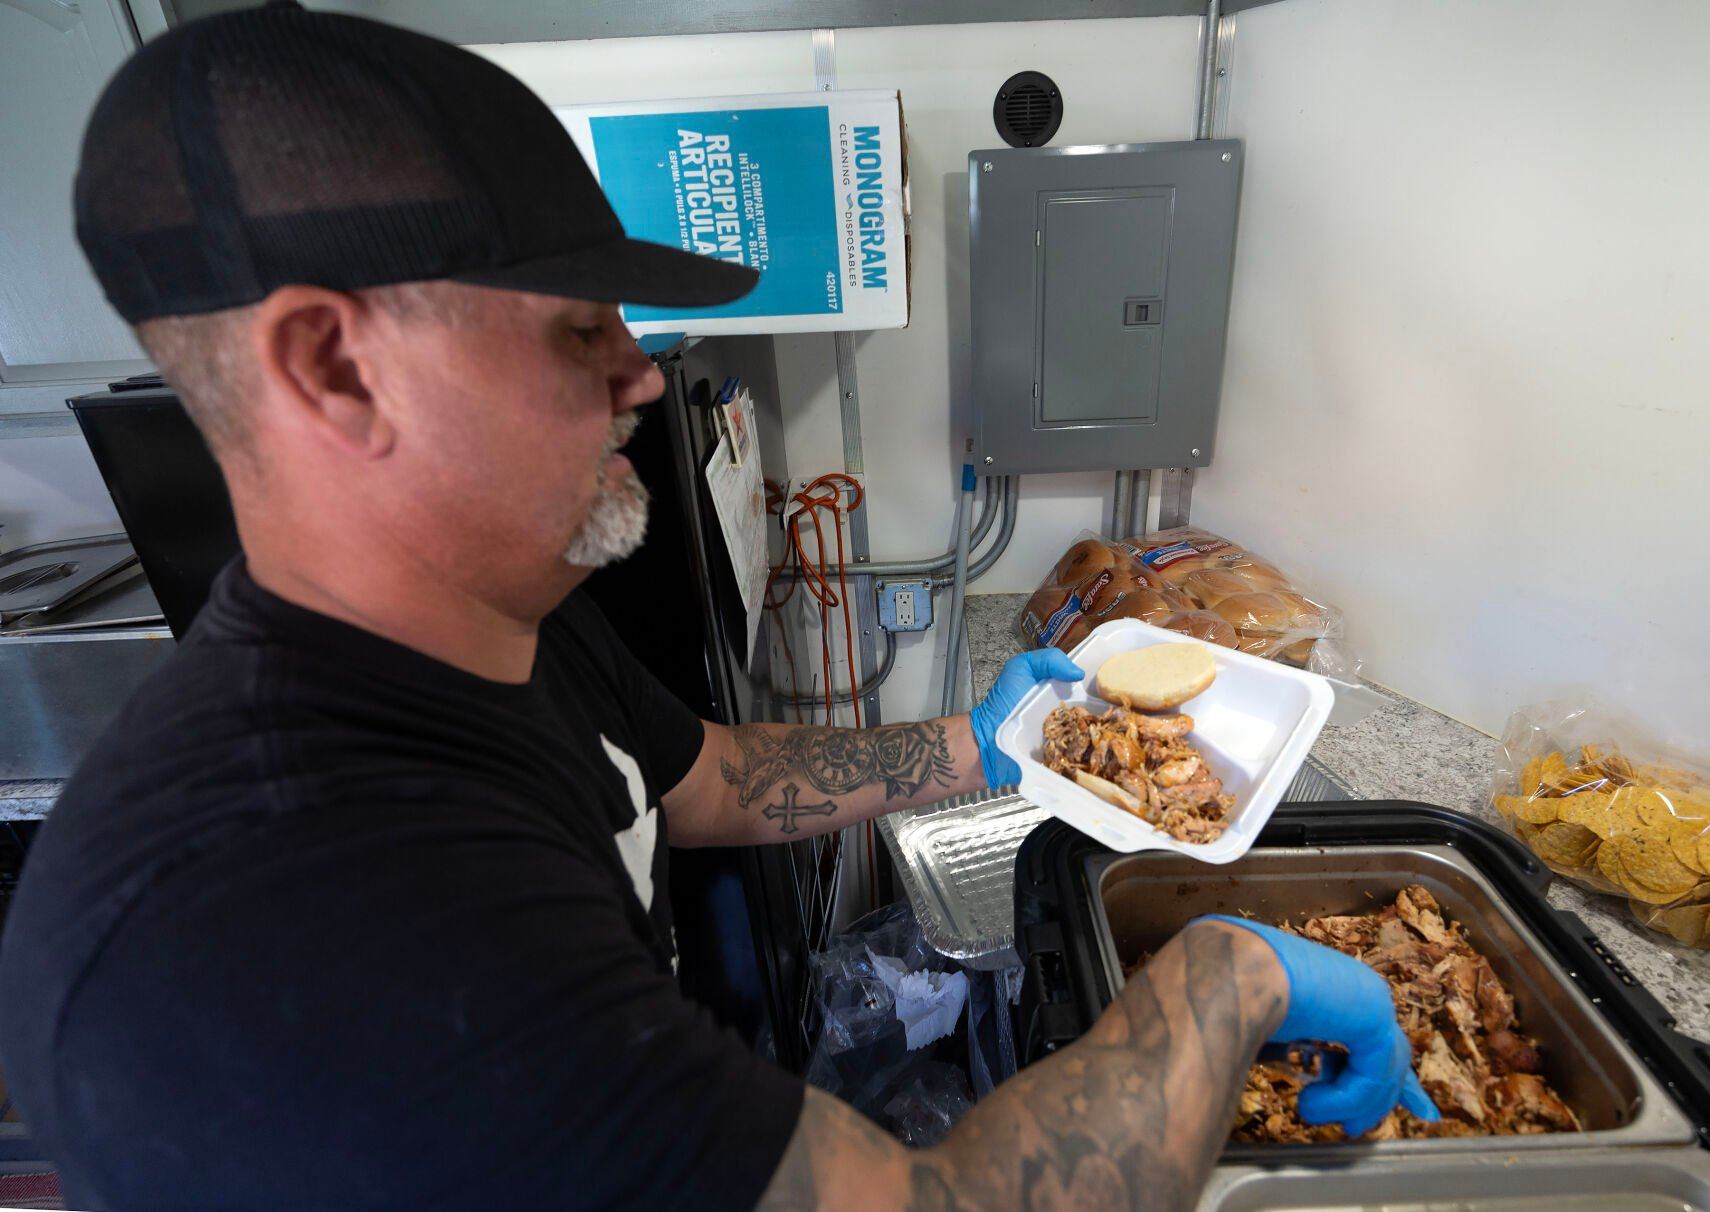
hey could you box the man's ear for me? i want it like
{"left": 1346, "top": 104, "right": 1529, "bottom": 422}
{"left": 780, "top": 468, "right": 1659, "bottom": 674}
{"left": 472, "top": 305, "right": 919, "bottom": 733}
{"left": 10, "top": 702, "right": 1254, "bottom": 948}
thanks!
{"left": 250, "top": 286, "right": 396, "bottom": 458}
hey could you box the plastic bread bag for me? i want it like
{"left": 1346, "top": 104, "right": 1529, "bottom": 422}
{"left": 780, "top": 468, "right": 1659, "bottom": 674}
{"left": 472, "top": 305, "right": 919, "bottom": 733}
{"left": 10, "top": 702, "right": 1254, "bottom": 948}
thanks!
{"left": 1016, "top": 532, "right": 1236, "bottom": 654}
{"left": 1492, "top": 699, "right": 1710, "bottom": 948}
{"left": 1018, "top": 531, "right": 1362, "bottom": 682}
{"left": 1116, "top": 526, "right": 1354, "bottom": 674}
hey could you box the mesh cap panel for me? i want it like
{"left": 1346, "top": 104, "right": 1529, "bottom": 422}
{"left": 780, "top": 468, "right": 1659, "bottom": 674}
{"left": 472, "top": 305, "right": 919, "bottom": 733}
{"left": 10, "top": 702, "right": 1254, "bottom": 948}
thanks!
{"left": 75, "top": 1, "right": 756, "bottom": 322}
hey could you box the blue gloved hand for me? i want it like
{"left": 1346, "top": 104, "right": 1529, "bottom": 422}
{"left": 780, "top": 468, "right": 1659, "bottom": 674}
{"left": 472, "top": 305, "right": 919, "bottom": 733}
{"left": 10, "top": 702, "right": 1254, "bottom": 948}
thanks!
{"left": 969, "top": 649, "right": 1086, "bottom": 788}
{"left": 1201, "top": 915, "right": 1441, "bottom": 1137}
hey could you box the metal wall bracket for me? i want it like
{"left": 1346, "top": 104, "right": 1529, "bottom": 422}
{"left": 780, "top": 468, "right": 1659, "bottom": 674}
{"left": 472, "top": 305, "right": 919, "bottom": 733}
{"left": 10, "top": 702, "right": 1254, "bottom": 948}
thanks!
{"left": 1157, "top": 467, "right": 1195, "bottom": 530}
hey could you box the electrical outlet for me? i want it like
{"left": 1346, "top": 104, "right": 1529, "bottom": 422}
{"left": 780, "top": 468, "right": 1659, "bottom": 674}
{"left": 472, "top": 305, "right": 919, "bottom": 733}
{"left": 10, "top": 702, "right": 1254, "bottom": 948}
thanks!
{"left": 877, "top": 580, "right": 933, "bottom": 633}
{"left": 894, "top": 588, "right": 918, "bottom": 629}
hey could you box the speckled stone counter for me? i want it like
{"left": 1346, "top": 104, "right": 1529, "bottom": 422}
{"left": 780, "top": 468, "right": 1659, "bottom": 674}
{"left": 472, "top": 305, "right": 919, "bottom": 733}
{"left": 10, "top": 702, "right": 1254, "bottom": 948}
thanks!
{"left": 966, "top": 591, "right": 1710, "bottom": 1043}
{"left": 0, "top": 781, "right": 61, "bottom": 821}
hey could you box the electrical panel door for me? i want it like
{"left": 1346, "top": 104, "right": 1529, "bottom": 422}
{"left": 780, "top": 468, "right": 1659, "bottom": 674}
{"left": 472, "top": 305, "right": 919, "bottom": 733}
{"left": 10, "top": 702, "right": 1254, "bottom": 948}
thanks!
{"left": 969, "top": 140, "right": 1241, "bottom": 475}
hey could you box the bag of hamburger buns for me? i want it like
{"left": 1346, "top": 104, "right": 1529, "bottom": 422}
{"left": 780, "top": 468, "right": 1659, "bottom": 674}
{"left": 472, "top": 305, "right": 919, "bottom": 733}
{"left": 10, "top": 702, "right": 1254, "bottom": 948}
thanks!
{"left": 1017, "top": 533, "right": 1238, "bottom": 655}
{"left": 1115, "top": 527, "right": 1348, "bottom": 670}
{"left": 1019, "top": 528, "right": 1357, "bottom": 678}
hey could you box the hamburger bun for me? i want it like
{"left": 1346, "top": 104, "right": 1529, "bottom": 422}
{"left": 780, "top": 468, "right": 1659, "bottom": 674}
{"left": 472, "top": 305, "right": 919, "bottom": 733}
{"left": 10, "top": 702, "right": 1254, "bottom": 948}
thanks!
{"left": 1182, "top": 568, "right": 1255, "bottom": 607}
{"left": 1273, "top": 590, "right": 1332, "bottom": 631}
{"left": 1159, "top": 585, "right": 1197, "bottom": 611}
{"left": 1020, "top": 585, "right": 1074, "bottom": 643}
{"left": 1161, "top": 612, "right": 1239, "bottom": 649}
{"left": 1233, "top": 560, "right": 1292, "bottom": 591}
{"left": 1052, "top": 539, "right": 1119, "bottom": 586}
{"left": 1149, "top": 554, "right": 1221, "bottom": 587}
{"left": 1056, "top": 614, "right": 1095, "bottom": 651}
{"left": 1084, "top": 567, "right": 1144, "bottom": 608}
{"left": 1213, "top": 592, "right": 1293, "bottom": 634}
{"left": 1096, "top": 643, "right": 1219, "bottom": 710}
{"left": 1233, "top": 628, "right": 1286, "bottom": 658}
{"left": 1279, "top": 637, "right": 1316, "bottom": 666}
{"left": 1102, "top": 587, "right": 1179, "bottom": 625}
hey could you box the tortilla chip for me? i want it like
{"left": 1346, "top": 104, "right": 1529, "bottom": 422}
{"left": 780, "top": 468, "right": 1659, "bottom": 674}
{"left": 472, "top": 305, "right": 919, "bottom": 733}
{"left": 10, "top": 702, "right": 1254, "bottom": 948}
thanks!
{"left": 1631, "top": 788, "right": 1681, "bottom": 830}
{"left": 1558, "top": 790, "right": 1618, "bottom": 839}
{"left": 1645, "top": 902, "right": 1710, "bottom": 947}
{"left": 1535, "top": 822, "right": 1600, "bottom": 868}
{"left": 1596, "top": 840, "right": 1626, "bottom": 889}
{"left": 1608, "top": 787, "right": 1646, "bottom": 837}
{"left": 1600, "top": 752, "right": 1638, "bottom": 783}
{"left": 1616, "top": 832, "right": 1702, "bottom": 899}
{"left": 1637, "top": 763, "right": 1709, "bottom": 794}
{"left": 1519, "top": 755, "right": 1545, "bottom": 798}
{"left": 1502, "top": 794, "right": 1561, "bottom": 825}
{"left": 1539, "top": 752, "right": 1576, "bottom": 795}
{"left": 1669, "top": 821, "right": 1710, "bottom": 875}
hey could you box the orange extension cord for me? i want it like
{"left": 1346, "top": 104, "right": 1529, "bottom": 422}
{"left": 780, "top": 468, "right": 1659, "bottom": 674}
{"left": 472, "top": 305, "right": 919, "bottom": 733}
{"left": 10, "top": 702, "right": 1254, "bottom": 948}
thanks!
{"left": 762, "top": 473, "right": 879, "bottom": 908}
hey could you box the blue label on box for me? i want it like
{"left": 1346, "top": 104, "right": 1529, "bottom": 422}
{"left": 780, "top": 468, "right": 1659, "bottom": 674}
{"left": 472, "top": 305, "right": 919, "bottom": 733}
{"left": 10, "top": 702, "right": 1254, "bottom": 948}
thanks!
{"left": 589, "top": 107, "right": 839, "bottom": 321}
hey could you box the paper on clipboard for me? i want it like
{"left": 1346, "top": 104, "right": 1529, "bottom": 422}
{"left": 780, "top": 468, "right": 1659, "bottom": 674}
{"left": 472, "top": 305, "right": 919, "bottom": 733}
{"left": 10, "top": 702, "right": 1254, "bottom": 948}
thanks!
{"left": 704, "top": 388, "right": 769, "bottom": 663}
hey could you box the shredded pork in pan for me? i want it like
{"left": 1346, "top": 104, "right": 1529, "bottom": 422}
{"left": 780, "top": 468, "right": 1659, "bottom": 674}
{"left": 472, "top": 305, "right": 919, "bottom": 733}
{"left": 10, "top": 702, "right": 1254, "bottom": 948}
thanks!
{"left": 1130, "top": 885, "right": 1582, "bottom": 1141}
{"left": 1042, "top": 704, "right": 1234, "bottom": 843}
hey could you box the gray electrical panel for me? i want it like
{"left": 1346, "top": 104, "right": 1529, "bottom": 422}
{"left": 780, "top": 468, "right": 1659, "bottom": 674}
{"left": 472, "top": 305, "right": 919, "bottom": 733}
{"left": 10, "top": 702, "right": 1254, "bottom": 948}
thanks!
{"left": 969, "top": 140, "right": 1242, "bottom": 475}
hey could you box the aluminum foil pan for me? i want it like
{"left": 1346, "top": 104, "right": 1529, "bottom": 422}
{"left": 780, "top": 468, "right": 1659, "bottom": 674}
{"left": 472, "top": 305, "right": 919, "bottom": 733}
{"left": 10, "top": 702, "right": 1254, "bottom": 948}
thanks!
{"left": 878, "top": 789, "right": 1047, "bottom": 969}
{"left": 880, "top": 757, "right": 1357, "bottom": 968}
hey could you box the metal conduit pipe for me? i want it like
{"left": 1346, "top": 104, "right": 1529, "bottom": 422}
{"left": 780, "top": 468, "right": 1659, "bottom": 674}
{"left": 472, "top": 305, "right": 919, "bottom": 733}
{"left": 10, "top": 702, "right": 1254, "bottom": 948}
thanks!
{"left": 940, "top": 474, "right": 1018, "bottom": 587}
{"left": 776, "top": 478, "right": 1012, "bottom": 714}
{"left": 1126, "top": 468, "right": 1151, "bottom": 537}
{"left": 771, "top": 629, "right": 898, "bottom": 710}
{"left": 768, "top": 478, "right": 1016, "bottom": 712}
{"left": 847, "top": 475, "right": 1000, "bottom": 580}
{"left": 1109, "top": 470, "right": 1133, "bottom": 541}
{"left": 966, "top": 474, "right": 1001, "bottom": 549}
{"left": 939, "top": 462, "right": 978, "bottom": 716}
{"left": 1196, "top": 0, "right": 1222, "bottom": 140}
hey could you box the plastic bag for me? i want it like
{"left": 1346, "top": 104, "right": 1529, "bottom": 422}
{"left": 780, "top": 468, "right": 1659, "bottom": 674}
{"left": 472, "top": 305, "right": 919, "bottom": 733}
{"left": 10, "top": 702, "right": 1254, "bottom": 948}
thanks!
{"left": 882, "top": 1063, "right": 974, "bottom": 1148}
{"left": 804, "top": 903, "right": 979, "bottom": 1141}
{"left": 1016, "top": 531, "right": 1236, "bottom": 653}
{"left": 1018, "top": 528, "right": 1358, "bottom": 676}
{"left": 1492, "top": 700, "right": 1710, "bottom": 948}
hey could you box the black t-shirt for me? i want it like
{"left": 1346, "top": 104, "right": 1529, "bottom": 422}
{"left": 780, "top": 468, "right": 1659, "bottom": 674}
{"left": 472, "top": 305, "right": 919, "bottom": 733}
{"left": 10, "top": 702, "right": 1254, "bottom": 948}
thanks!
{"left": 0, "top": 561, "right": 802, "bottom": 1210}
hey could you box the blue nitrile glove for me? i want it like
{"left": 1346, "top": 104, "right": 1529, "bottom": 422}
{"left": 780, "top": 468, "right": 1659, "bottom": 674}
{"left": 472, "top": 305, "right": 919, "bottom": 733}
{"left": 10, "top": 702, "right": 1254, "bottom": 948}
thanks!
{"left": 1201, "top": 915, "right": 1441, "bottom": 1137}
{"left": 970, "top": 649, "right": 1086, "bottom": 788}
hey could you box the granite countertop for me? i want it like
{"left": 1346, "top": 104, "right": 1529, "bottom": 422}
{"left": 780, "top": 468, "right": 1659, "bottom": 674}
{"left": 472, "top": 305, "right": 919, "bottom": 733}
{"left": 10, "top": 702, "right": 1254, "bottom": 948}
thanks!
{"left": 965, "top": 592, "right": 1710, "bottom": 1043}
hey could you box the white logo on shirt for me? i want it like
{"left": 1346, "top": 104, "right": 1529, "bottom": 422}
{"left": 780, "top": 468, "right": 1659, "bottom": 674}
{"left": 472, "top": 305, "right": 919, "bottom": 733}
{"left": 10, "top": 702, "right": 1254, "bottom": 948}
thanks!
{"left": 600, "top": 735, "right": 656, "bottom": 913}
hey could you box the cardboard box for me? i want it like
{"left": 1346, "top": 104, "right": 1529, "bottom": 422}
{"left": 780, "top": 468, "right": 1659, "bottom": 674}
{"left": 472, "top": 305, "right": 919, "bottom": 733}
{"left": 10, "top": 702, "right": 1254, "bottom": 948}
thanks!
{"left": 555, "top": 90, "right": 909, "bottom": 336}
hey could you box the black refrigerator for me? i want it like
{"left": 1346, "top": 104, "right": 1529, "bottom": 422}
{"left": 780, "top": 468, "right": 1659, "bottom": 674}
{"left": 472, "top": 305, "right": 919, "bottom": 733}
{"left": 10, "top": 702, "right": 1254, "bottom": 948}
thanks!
{"left": 581, "top": 334, "right": 834, "bottom": 1070}
{"left": 66, "top": 336, "right": 833, "bottom": 1073}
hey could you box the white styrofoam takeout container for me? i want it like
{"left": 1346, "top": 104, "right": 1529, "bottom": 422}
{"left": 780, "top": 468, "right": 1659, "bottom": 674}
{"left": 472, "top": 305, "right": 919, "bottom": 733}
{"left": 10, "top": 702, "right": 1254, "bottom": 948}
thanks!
{"left": 994, "top": 618, "right": 1334, "bottom": 864}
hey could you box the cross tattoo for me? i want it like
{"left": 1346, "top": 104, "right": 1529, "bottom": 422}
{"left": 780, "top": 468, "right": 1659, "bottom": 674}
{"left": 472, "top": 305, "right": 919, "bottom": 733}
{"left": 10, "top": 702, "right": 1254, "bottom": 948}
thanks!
{"left": 763, "top": 782, "right": 838, "bottom": 835}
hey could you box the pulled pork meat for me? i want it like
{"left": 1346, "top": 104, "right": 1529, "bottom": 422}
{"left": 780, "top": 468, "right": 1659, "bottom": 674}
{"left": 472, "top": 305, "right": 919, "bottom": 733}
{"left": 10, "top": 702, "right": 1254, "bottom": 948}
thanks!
{"left": 1236, "top": 885, "right": 1580, "bottom": 1142}
{"left": 1042, "top": 704, "right": 1234, "bottom": 843}
{"left": 1132, "top": 885, "right": 1581, "bottom": 1142}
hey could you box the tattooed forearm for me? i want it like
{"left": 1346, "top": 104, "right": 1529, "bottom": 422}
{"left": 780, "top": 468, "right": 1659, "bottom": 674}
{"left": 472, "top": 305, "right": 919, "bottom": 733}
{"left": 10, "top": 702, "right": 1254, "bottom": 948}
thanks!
{"left": 755, "top": 920, "right": 1288, "bottom": 1212}
{"left": 719, "top": 722, "right": 956, "bottom": 834}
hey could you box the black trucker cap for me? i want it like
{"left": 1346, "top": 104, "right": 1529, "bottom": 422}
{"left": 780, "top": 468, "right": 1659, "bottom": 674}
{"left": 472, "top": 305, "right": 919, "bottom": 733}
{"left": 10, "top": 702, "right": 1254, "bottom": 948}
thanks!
{"left": 75, "top": 0, "right": 759, "bottom": 324}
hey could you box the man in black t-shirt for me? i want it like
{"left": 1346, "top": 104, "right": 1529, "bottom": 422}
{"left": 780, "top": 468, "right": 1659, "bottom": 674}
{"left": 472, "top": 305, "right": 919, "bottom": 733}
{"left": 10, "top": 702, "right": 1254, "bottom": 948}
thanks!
{"left": 0, "top": 7, "right": 1434, "bottom": 1209}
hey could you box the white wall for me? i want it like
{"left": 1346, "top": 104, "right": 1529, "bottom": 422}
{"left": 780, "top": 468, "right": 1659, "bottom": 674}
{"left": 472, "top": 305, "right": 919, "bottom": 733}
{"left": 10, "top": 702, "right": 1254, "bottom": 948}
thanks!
{"left": 473, "top": 19, "right": 1204, "bottom": 722}
{"left": 1206, "top": 0, "right": 1710, "bottom": 749}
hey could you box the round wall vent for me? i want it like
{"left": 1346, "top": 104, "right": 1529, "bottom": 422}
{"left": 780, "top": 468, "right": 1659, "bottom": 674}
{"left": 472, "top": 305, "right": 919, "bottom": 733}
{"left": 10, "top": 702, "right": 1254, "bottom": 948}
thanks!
{"left": 993, "top": 71, "right": 1063, "bottom": 148}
